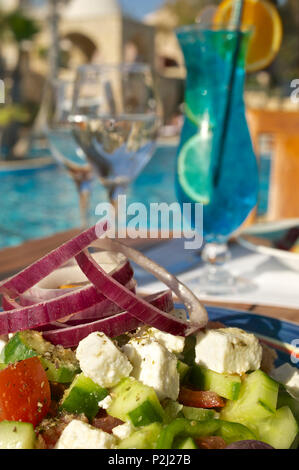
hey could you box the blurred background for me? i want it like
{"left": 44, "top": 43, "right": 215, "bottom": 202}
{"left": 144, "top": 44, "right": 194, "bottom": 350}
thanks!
{"left": 0, "top": 0, "right": 298, "bottom": 250}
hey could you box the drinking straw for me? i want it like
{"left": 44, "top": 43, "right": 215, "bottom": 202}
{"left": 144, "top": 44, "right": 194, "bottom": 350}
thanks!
{"left": 213, "top": 0, "right": 245, "bottom": 186}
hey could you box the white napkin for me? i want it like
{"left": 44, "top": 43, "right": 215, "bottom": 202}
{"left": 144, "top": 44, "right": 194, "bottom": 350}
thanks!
{"left": 135, "top": 239, "right": 299, "bottom": 309}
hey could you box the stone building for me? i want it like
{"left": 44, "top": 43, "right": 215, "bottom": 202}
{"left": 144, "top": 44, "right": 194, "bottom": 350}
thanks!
{"left": 27, "top": 0, "right": 156, "bottom": 77}
{"left": 145, "top": 6, "right": 185, "bottom": 80}
{"left": 0, "top": 0, "right": 182, "bottom": 124}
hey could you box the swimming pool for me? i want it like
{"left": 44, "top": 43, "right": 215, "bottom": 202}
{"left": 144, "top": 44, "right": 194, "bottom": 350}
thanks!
{"left": 0, "top": 142, "right": 270, "bottom": 250}
{"left": 0, "top": 145, "right": 178, "bottom": 249}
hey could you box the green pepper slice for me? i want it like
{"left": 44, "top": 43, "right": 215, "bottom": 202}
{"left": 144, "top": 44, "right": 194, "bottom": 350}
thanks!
{"left": 156, "top": 418, "right": 256, "bottom": 449}
{"left": 156, "top": 418, "right": 220, "bottom": 449}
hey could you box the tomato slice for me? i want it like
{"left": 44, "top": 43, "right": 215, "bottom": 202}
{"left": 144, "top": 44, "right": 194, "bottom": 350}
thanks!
{"left": 0, "top": 357, "right": 51, "bottom": 427}
{"left": 195, "top": 436, "right": 227, "bottom": 449}
{"left": 179, "top": 387, "right": 225, "bottom": 408}
{"left": 92, "top": 415, "right": 124, "bottom": 434}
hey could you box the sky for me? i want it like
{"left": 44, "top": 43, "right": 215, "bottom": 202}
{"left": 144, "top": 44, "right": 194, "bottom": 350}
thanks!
{"left": 116, "top": 0, "right": 165, "bottom": 19}
{"left": 25, "top": 0, "right": 165, "bottom": 20}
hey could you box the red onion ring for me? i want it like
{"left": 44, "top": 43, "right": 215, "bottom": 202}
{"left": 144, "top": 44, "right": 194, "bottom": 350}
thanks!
{"left": 76, "top": 240, "right": 208, "bottom": 336}
{"left": 57, "top": 287, "right": 172, "bottom": 328}
{"left": 42, "top": 290, "right": 174, "bottom": 347}
{"left": 2, "top": 295, "right": 19, "bottom": 311}
{"left": 0, "top": 258, "right": 132, "bottom": 335}
{"left": 19, "top": 251, "right": 130, "bottom": 306}
{"left": 42, "top": 311, "right": 141, "bottom": 347}
{"left": 36, "top": 322, "right": 69, "bottom": 332}
{"left": 0, "top": 221, "right": 207, "bottom": 340}
{"left": 0, "top": 221, "right": 108, "bottom": 298}
{"left": 142, "top": 290, "right": 174, "bottom": 315}
{"left": 56, "top": 279, "right": 137, "bottom": 326}
{"left": 16, "top": 261, "right": 134, "bottom": 328}
{"left": 2, "top": 294, "right": 69, "bottom": 332}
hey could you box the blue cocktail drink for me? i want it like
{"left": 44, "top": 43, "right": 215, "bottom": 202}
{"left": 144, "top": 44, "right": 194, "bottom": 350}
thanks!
{"left": 176, "top": 25, "right": 259, "bottom": 293}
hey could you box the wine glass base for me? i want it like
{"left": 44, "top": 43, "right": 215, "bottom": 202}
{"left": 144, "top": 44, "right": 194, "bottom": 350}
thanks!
{"left": 188, "top": 267, "right": 256, "bottom": 296}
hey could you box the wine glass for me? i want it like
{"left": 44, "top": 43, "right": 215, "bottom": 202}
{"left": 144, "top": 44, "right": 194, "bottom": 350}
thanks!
{"left": 46, "top": 79, "right": 93, "bottom": 227}
{"left": 69, "top": 63, "right": 160, "bottom": 211}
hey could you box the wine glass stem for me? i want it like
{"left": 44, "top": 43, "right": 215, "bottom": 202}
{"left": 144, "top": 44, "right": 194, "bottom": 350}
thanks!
{"left": 201, "top": 241, "right": 233, "bottom": 285}
{"left": 75, "top": 181, "right": 91, "bottom": 229}
{"left": 108, "top": 185, "right": 128, "bottom": 238}
{"left": 108, "top": 185, "right": 128, "bottom": 209}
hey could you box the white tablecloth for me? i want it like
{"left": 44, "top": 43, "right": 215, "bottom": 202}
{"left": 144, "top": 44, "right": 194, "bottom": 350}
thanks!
{"left": 135, "top": 240, "right": 299, "bottom": 309}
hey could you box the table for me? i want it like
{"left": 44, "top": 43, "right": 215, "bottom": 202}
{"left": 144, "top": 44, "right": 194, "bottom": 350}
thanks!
{"left": 0, "top": 228, "right": 81, "bottom": 281}
{"left": 204, "top": 300, "right": 299, "bottom": 324}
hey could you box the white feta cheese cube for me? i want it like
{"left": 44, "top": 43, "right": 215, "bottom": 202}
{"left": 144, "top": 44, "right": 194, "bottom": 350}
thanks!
{"left": 195, "top": 327, "right": 262, "bottom": 375}
{"left": 133, "top": 325, "right": 185, "bottom": 355}
{"left": 0, "top": 339, "right": 6, "bottom": 356}
{"left": 147, "top": 328, "right": 185, "bottom": 354}
{"left": 98, "top": 395, "right": 112, "bottom": 409}
{"left": 76, "top": 332, "right": 132, "bottom": 388}
{"left": 123, "top": 337, "right": 180, "bottom": 401}
{"left": 55, "top": 420, "right": 116, "bottom": 449}
{"left": 271, "top": 363, "right": 299, "bottom": 399}
{"left": 112, "top": 422, "right": 135, "bottom": 440}
{"left": 132, "top": 311, "right": 187, "bottom": 355}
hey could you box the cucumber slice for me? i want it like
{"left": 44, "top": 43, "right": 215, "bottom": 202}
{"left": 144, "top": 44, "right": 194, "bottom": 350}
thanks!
{"left": 221, "top": 370, "right": 279, "bottom": 427}
{"left": 0, "top": 421, "right": 36, "bottom": 449}
{"left": 60, "top": 373, "right": 108, "bottom": 420}
{"left": 182, "top": 406, "right": 217, "bottom": 421}
{"left": 40, "top": 357, "right": 79, "bottom": 384}
{"left": 277, "top": 387, "right": 299, "bottom": 423}
{"left": 2, "top": 331, "right": 80, "bottom": 383}
{"left": 177, "top": 360, "right": 190, "bottom": 383}
{"left": 290, "top": 433, "right": 299, "bottom": 449}
{"left": 257, "top": 406, "right": 299, "bottom": 449}
{"left": 175, "top": 436, "right": 198, "bottom": 449}
{"left": 117, "top": 422, "right": 162, "bottom": 449}
{"left": 108, "top": 377, "right": 165, "bottom": 427}
{"left": 190, "top": 365, "right": 241, "bottom": 400}
{"left": 163, "top": 399, "right": 183, "bottom": 424}
{"left": 2, "top": 330, "right": 55, "bottom": 363}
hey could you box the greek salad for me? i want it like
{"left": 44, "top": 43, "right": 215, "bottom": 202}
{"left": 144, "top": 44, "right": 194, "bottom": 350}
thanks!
{"left": 0, "top": 224, "right": 298, "bottom": 450}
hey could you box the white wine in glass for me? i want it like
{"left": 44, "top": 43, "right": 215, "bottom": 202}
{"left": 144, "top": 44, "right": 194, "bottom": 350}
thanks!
{"left": 70, "top": 63, "right": 161, "bottom": 205}
{"left": 46, "top": 79, "right": 93, "bottom": 227}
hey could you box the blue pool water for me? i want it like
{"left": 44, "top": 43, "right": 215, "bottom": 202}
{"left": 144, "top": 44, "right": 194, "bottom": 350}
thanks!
{"left": 0, "top": 143, "right": 270, "bottom": 250}
{"left": 0, "top": 145, "right": 178, "bottom": 249}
